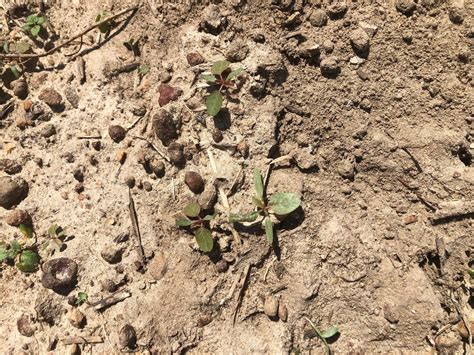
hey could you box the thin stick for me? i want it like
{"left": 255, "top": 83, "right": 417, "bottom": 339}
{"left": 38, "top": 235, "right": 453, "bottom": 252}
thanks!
{"left": 0, "top": 6, "right": 139, "bottom": 59}
{"left": 127, "top": 114, "right": 145, "bottom": 131}
{"left": 263, "top": 256, "right": 277, "bottom": 282}
{"left": 90, "top": 289, "right": 132, "bottom": 311}
{"left": 220, "top": 269, "right": 243, "bottom": 306}
{"left": 77, "top": 135, "right": 101, "bottom": 140}
{"left": 129, "top": 189, "right": 145, "bottom": 264}
{"left": 232, "top": 264, "right": 251, "bottom": 325}
{"left": 61, "top": 336, "right": 103, "bottom": 345}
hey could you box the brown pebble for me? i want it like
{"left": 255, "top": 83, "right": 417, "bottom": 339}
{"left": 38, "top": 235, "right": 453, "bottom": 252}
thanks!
{"left": 458, "top": 320, "right": 474, "bottom": 340}
{"left": 143, "top": 181, "right": 152, "bottom": 191}
{"left": 187, "top": 52, "right": 205, "bottom": 66}
{"left": 74, "top": 182, "right": 84, "bottom": 193}
{"left": 109, "top": 125, "right": 127, "bottom": 143}
{"left": 125, "top": 176, "right": 135, "bottom": 188}
{"left": 211, "top": 128, "right": 223, "bottom": 143}
{"left": 91, "top": 141, "right": 101, "bottom": 151}
{"left": 264, "top": 296, "right": 279, "bottom": 318}
{"left": 152, "top": 109, "right": 177, "bottom": 147}
{"left": 12, "top": 79, "right": 28, "bottom": 99}
{"left": 68, "top": 309, "right": 86, "bottom": 328}
{"left": 38, "top": 88, "right": 63, "bottom": 111}
{"left": 17, "top": 314, "right": 35, "bottom": 337}
{"left": 216, "top": 260, "right": 228, "bottom": 273}
{"left": 278, "top": 303, "right": 288, "bottom": 322}
{"left": 148, "top": 252, "right": 168, "bottom": 281}
{"left": 101, "top": 279, "right": 118, "bottom": 293}
{"left": 167, "top": 142, "right": 185, "bottom": 166}
{"left": 237, "top": 140, "right": 249, "bottom": 158}
{"left": 5, "top": 209, "right": 31, "bottom": 226}
{"left": 185, "top": 171, "right": 205, "bottom": 194}
{"left": 158, "top": 84, "right": 183, "bottom": 107}
{"left": 404, "top": 214, "right": 417, "bottom": 225}
{"left": 197, "top": 314, "right": 213, "bottom": 327}
{"left": 149, "top": 159, "right": 165, "bottom": 177}
{"left": 116, "top": 150, "right": 127, "bottom": 164}
{"left": 118, "top": 324, "right": 137, "bottom": 349}
{"left": 23, "top": 100, "right": 33, "bottom": 111}
{"left": 0, "top": 159, "right": 22, "bottom": 175}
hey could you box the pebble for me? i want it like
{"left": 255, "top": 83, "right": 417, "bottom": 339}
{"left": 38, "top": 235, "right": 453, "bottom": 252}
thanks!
{"left": 383, "top": 304, "right": 399, "bottom": 324}
{"left": 17, "top": 314, "right": 35, "bottom": 337}
{"left": 64, "top": 87, "right": 80, "bottom": 108}
{"left": 0, "top": 176, "right": 29, "bottom": 209}
{"left": 68, "top": 309, "right": 86, "bottom": 328}
{"left": 101, "top": 279, "right": 118, "bottom": 293}
{"left": 320, "top": 56, "right": 340, "bottom": 76}
{"left": 350, "top": 28, "right": 370, "bottom": 56}
{"left": 92, "top": 141, "right": 101, "bottom": 151}
{"left": 327, "top": 2, "right": 348, "bottom": 19}
{"left": 216, "top": 260, "right": 228, "bottom": 273}
{"left": 41, "top": 123, "right": 56, "bottom": 138}
{"left": 100, "top": 244, "right": 123, "bottom": 264}
{"left": 211, "top": 128, "right": 223, "bottom": 143}
{"left": 237, "top": 140, "right": 249, "bottom": 158}
{"left": 167, "top": 142, "right": 185, "bottom": 166}
{"left": 197, "top": 314, "right": 213, "bottom": 327}
{"left": 198, "top": 4, "right": 227, "bottom": 35}
{"left": 73, "top": 166, "right": 85, "bottom": 182}
{"left": 143, "top": 181, "right": 152, "bottom": 191}
{"left": 125, "top": 176, "right": 135, "bottom": 188}
{"left": 41, "top": 258, "right": 78, "bottom": 292}
{"left": 185, "top": 171, "right": 205, "bottom": 194}
{"left": 309, "top": 9, "right": 327, "bottom": 27}
{"left": 5, "top": 209, "right": 31, "bottom": 226}
{"left": 186, "top": 52, "right": 205, "bottom": 66}
{"left": 359, "top": 21, "right": 378, "bottom": 38}
{"left": 148, "top": 252, "right": 168, "bottom": 281}
{"left": 108, "top": 125, "right": 127, "bottom": 143}
{"left": 322, "top": 40, "right": 334, "bottom": 54}
{"left": 0, "top": 158, "right": 22, "bottom": 175}
{"left": 278, "top": 303, "right": 288, "bottom": 322}
{"left": 396, "top": 0, "right": 416, "bottom": 15}
{"left": 264, "top": 295, "right": 279, "bottom": 318}
{"left": 38, "top": 88, "right": 63, "bottom": 111}
{"left": 357, "top": 68, "right": 369, "bottom": 80}
{"left": 118, "top": 324, "right": 137, "bottom": 349}
{"left": 152, "top": 109, "right": 177, "bottom": 146}
{"left": 12, "top": 79, "right": 28, "bottom": 99}
{"left": 226, "top": 40, "right": 249, "bottom": 62}
{"left": 149, "top": 159, "right": 165, "bottom": 177}
{"left": 448, "top": 5, "right": 465, "bottom": 24}
{"left": 158, "top": 84, "right": 182, "bottom": 107}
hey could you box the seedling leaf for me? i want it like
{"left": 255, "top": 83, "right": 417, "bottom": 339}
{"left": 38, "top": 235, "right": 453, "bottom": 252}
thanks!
{"left": 31, "top": 25, "right": 41, "bottom": 36}
{"left": 0, "top": 244, "right": 9, "bottom": 262}
{"left": 9, "top": 65, "right": 21, "bottom": 79}
{"left": 11, "top": 41, "right": 30, "bottom": 54}
{"left": 3, "top": 42, "right": 8, "bottom": 53}
{"left": 9, "top": 240, "right": 21, "bottom": 258}
{"left": 76, "top": 292, "right": 88, "bottom": 306}
{"left": 226, "top": 67, "right": 244, "bottom": 81}
{"left": 469, "top": 269, "right": 474, "bottom": 279}
{"left": 199, "top": 74, "right": 217, "bottom": 83}
{"left": 19, "top": 224, "right": 33, "bottom": 239}
{"left": 203, "top": 215, "right": 214, "bottom": 221}
{"left": 252, "top": 197, "right": 265, "bottom": 209}
{"left": 16, "top": 250, "right": 39, "bottom": 273}
{"left": 320, "top": 325, "right": 339, "bottom": 339}
{"left": 269, "top": 193, "right": 301, "bottom": 215}
{"left": 36, "top": 16, "right": 46, "bottom": 25}
{"left": 183, "top": 202, "right": 201, "bottom": 218}
{"left": 195, "top": 227, "right": 213, "bottom": 252}
{"left": 211, "top": 60, "right": 230, "bottom": 75}
{"left": 138, "top": 64, "right": 150, "bottom": 77}
{"left": 176, "top": 218, "right": 192, "bottom": 227}
{"left": 253, "top": 169, "right": 264, "bottom": 201}
{"left": 206, "top": 91, "right": 223, "bottom": 116}
{"left": 229, "top": 212, "right": 259, "bottom": 223}
{"left": 264, "top": 217, "right": 273, "bottom": 244}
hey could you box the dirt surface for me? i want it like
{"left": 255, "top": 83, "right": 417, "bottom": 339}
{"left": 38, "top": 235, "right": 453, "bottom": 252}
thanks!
{"left": 0, "top": 0, "right": 473, "bottom": 354}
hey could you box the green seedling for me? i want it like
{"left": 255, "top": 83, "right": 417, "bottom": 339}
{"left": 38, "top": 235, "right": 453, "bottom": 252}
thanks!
{"left": 95, "top": 11, "right": 113, "bottom": 34}
{"left": 43, "top": 224, "right": 66, "bottom": 254}
{"left": 304, "top": 317, "right": 339, "bottom": 355}
{"left": 176, "top": 202, "right": 214, "bottom": 252}
{"left": 199, "top": 60, "right": 243, "bottom": 116}
{"left": 22, "top": 13, "right": 46, "bottom": 37}
{"left": 138, "top": 64, "right": 150, "bottom": 78}
{"left": 76, "top": 292, "right": 88, "bottom": 306}
{"left": 0, "top": 239, "right": 39, "bottom": 273}
{"left": 229, "top": 169, "right": 301, "bottom": 244}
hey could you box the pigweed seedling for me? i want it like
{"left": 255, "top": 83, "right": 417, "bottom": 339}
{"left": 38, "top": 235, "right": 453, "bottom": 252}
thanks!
{"left": 42, "top": 224, "right": 66, "bottom": 254}
{"left": 22, "top": 13, "right": 46, "bottom": 37}
{"left": 176, "top": 202, "right": 214, "bottom": 252}
{"left": 95, "top": 11, "right": 113, "bottom": 34}
{"left": 138, "top": 64, "right": 150, "bottom": 78}
{"left": 229, "top": 169, "right": 301, "bottom": 244}
{"left": 304, "top": 317, "right": 339, "bottom": 355}
{"left": 0, "top": 239, "right": 40, "bottom": 273}
{"left": 76, "top": 292, "right": 88, "bottom": 306}
{"left": 199, "top": 60, "right": 243, "bottom": 116}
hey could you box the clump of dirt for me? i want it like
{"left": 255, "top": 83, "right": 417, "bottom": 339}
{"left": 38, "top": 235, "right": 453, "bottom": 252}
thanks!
{"left": 0, "top": 0, "right": 473, "bottom": 354}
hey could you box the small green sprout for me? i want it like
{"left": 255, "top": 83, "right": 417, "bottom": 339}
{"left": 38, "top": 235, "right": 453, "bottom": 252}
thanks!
{"left": 95, "top": 11, "right": 112, "bottom": 34}
{"left": 199, "top": 60, "right": 244, "bottom": 116}
{"left": 229, "top": 169, "right": 301, "bottom": 244}
{"left": 19, "top": 224, "right": 33, "bottom": 239}
{"left": 176, "top": 202, "right": 214, "bottom": 252}
{"left": 76, "top": 292, "right": 88, "bottom": 306}
{"left": 138, "top": 64, "right": 150, "bottom": 78}
{"left": 22, "top": 13, "right": 46, "bottom": 37}
{"left": 0, "top": 239, "right": 39, "bottom": 273}
{"left": 304, "top": 317, "right": 339, "bottom": 355}
{"left": 44, "top": 224, "right": 66, "bottom": 254}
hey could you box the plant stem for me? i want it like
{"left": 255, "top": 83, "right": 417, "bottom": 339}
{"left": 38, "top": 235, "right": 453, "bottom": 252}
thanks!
{"left": 304, "top": 317, "right": 331, "bottom": 355}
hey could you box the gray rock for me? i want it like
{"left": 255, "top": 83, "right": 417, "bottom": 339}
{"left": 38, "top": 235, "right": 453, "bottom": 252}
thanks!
{"left": 0, "top": 176, "right": 29, "bottom": 209}
{"left": 101, "top": 244, "right": 123, "bottom": 264}
{"left": 396, "top": 0, "right": 416, "bottom": 15}
{"left": 118, "top": 324, "right": 137, "bottom": 349}
{"left": 309, "top": 9, "right": 328, "bottom": 27}
{"left": 350, "top": 28, "right": 370, "bottom": 56}
{"left": 41, "top": 123, "right": 56, "bottom": 138}
{"left": 320, "top": 56, "right": 340, "bottom": 76}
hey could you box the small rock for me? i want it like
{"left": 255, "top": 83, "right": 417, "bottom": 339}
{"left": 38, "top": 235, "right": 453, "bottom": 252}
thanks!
{"left": 0, "top": 176, "right": 29, "bottom": 209}
{"left": 67, "top": 344, "right": 80, "bottom": 355}
{"left": 337, "top": 160, "right": 355, "bottom": 180}
{"left": 320, "top": 56, "right": 340, "bottom": 76}
{"left": 101, "top": 279, "right": 118, "bottom": 293}
{"left": 457, "top": 320, "right": 474, "bottom": 340}
{"left": 357, "top": 68, "right": 369, "bottom": 80}
{"left": 149, "top": 159, "right": 165, "bottom": 177}
{"left": 448, "top": 6, "right": 465, "bottom": 24}
{"left": 65, "top": 87, "right": 80, "bottom": 108}
{"left": 73, "top": 166, "right": 85, "bottom": 182}
{"left": 216, "top": 260, "right": 228, "bottom": 273}
{"left": 12, "top": 79, "right": 28, "bottom": 99}
{"left": 131, "top": 106, "right": 146, "bottom": 117}
{"left": 226, "top": 40, "right": 249, "bottom": 62}
{"left": 197, "top": 314, "right": 213, "bottom": 327}
{"left": 100, "top": 245, "right": 123, "bottom": 264}
{"left": 68, "top": 309, "right": 86, "bottom": 328}
{"left": 15, "top": 117, "right": 33, "bottom": 129}
{"left": 404, "top": 214, "right": 417, "bottom": 225}
{"left": 41, "top": 123, "right": 56, "bottom": 138}
{"left": 148, "top": 252, "right": 168, "bottom": 281}
{"left": 125, "top": 176, "right": 135, "bottom": 188}
{"left": 0, "top": 158, "right": 22, "bottom": 175}
{"left": 278, "top": 303, "right": 288, "bottom": 322}
{"left": 322, "top": 40, "right": 334, "bottom": 54}
{"left": 237, "top": 140, "right": 249, "bottom": 158}
{"left": 396, "top": 0, "right": 416, "bottom": 15}
{"left": 360, "top": 98, "right": 372, "bottom": 112}
{"left": 118, "top": 324, "right": 137, "bottom": 349}
{"left": 17, "top": 314, "right": 35, "bottom": 337}
{"left": 152, "top": 109, "right": 177, "bottom": 146}
{"left": 211, "top": 128, "right": 223, "bottom": 143}
{"left": 185, "top": 171, "right": 205, "bottom": 194}
{"left": 327, "top": 2, "right": 348, "bottom": 19}
{"left": 108, "top": 125, "right": 127, "bottom": 143}
{"left": 198, "top": 185, "right": 217, "bottom": 210}
{"left": 167, "top": 142, "right": 185, "bottom": 166}
{"left": 74, "top": 182, "right": 84, "bottom": 193}
{"left": 186, "top": 52, "right": 205, "bottom": 66}
{"left": 402, "top": 31, "right": 413, "bottom": 44}
{"left": 41, "top": 258, "right": 78, "bottom": 292}
{"left": 383, "top": 304, "right": 399, "bottom": 324}
{"left": 158, "top": 84, "right": 182, "bottom": 107}
{"left": 350, "top": 28, "right": 370, "bottom": 56}
{"left": 143, "top": 181, "right": 152, "bottom": 191}
{"left": 38, "top": 88, "right": 63, "bottom": 111}
{"left": 264, "top": 295, "right": 279, "bottom": 318}
{"left": 359, "top": 21, "right": 378, "bottom": 37}
{"left": 5, "top": 209, "right": 31, "bottom": 226}
{"left": 92, "top": 141, "right": 101, "bottom": 151}
{"left": 198, "top": 4, "right": 227, "bottom": 35}
{"left": 116, "top": 150, "right": 127, "bottom": 164}
{"left": 309, "top": 9, "right": 328, "bottom": 27}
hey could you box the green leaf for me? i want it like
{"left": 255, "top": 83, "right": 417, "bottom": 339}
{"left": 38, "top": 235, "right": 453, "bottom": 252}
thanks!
{"left": 10, "top": 65, "right": 21, "bottom": 79}
{"left": 48, "top": 224, "right": 58, "bottom": 236}
{"left": 19, "top": 224, "right": 33, "bottom": 239}
{"left": 9, "top": 240, "right": 22, "bottom": 258}
{"left": 31, "top": 25, "right": 41, "bottom": 37}
{"left": 98, "top": 22, "right": 110, "bottom": 33}
{"left": 320, "top": 325, "right": 339, "bottom": 339}
{"left": 195, "top": 227, "right": 213, "bottom": 252}
{"left": 206, "top": 91, "right": 223, "bottom": 117}
{"left": 27, "top": 14, "right": 37, "bottom": 23}
{"left": 253, "top": 169, "right": 264, "bottom": 201}
{"left": 36, "top": 16, "right": 46, "bottom": 25}
{"left": 469, "top": 269, "right": 474, "bottom": 279}
{"left": 203, "top": 215, "right": 214, "bottom": 221}
{"left": 229, "top": 212, "right": 259, "bottom": 223}
{"left": 138, "top": 64, "right": 150, "bottom": 77}
{"left": 3, "top": 42, "right": 9, "bottom": 53}
{"left": 22, "top": 24, "right": 31, "bottom": 33}
{"left": 264, "top": 218, "right": 273, "bottom": 244}
{"left": 11, "top": 41, "right": 30, "bottom": 54}
{"left": 16, "top": 250, "right": 39, "bottom": 273}
{"left": 0, "top": 244, "right": 9, "bottom": 262}
{"left": 269, "top": 193, "right": 301, "bottom": 215}
{"left": 252, "top": 197, "right": 265, "bottom": 209}
{"left": 199, "top": 73, "right": 217, "bottom": 83}
{"left": 211, "top": 60, "right": 230, "bottom": 75}
{"left": 226, "top": 67, "right": 244, "bottom": 81}
{"left": 95, "top": 14, "right": 101, "bottom": 22}
{"left": 183, "top": 202, "right": 201, "bottom": 218}
{"left": 76, "top": 292, "right": 88, "bottom": 306}
{"left": 176, "top": 218, "right": 192, "bottom": 227}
